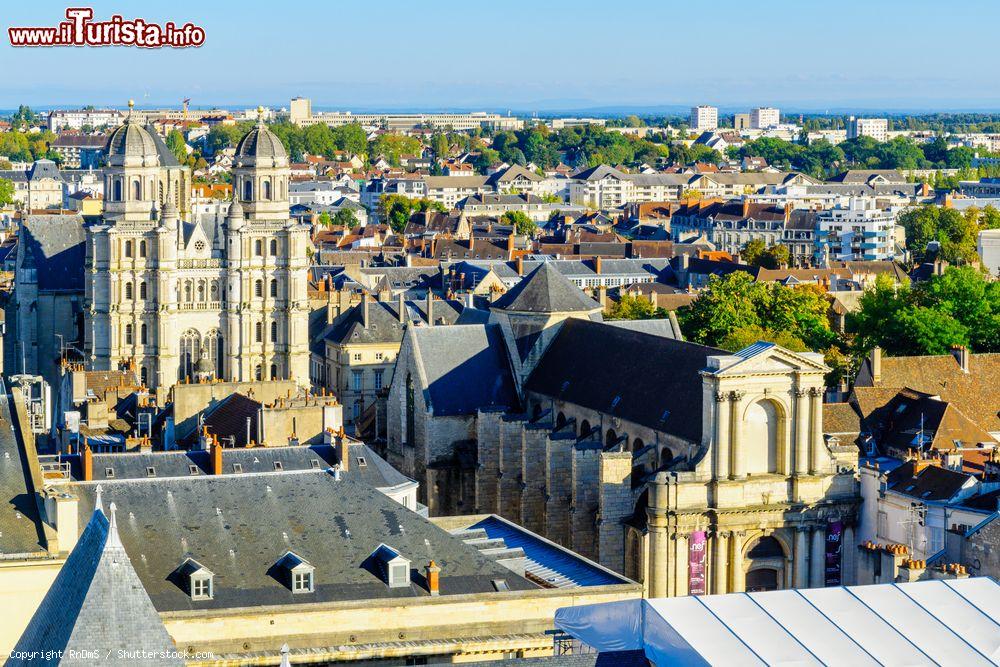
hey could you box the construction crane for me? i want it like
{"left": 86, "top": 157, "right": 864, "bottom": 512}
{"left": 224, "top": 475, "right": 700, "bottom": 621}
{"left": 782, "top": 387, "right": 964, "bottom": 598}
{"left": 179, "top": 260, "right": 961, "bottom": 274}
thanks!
{"left": 182, "top": 98, "right": 191, "bottom": 121}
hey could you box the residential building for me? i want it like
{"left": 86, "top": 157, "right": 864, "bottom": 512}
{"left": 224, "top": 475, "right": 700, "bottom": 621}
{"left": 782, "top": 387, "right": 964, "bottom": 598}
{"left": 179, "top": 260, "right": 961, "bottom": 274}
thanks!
{"left": 287, "top": 98, "right": 523, "bottom": 131}
{"left": 750, "top": 106, "right": 780, "bottom": 129}
{"left": 47, "top": 108, "right": 123, "bottom": 132}
{"left": 689, "top": 105, "right": 718, "bottom": 132}
{"left": 49, "top": 134, "right": 106, "bottom": 169}
{"left": 423, "top": 175, "right": 490, "bottom": 208}
{"left": 979, "top": 228, "right": 1000, "bottom": 276}
{"left": 815, "top": 198, "right": 898, "bottom": 262}
{"left": 846, "top": 117, "right": 889, "bottom": 142}
{"left": 0, "top": 160, "right": 64, "bottom": 210}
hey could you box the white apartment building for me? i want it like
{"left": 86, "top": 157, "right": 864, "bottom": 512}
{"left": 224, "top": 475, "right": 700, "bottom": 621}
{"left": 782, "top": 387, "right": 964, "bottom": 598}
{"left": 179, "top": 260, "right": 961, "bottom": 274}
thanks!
{"left": 750, "top": 107, "right": 780, "bottom": 129}
{"left": 847, "top": 117, "right": 889, "bottom": 142}
{"left": 286, "top": 98, "right": 522, "bottom": 131}
{"left": 979, "top": 229, "right": 1000, "bottom": 277}
{"left": 815, "top": 197, "right": 898, "bottom": 262}
{"left": 689, "top": 105, "right": 718, "bottom": 132}
{"left": 48, "top": 108, "right": 123, "bottom": 132}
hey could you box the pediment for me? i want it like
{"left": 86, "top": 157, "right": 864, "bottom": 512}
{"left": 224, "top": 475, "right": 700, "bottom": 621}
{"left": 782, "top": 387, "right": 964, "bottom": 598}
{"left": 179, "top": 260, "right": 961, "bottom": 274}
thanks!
{"left": 709, "top": 342, "right": 828, "bottom": 376}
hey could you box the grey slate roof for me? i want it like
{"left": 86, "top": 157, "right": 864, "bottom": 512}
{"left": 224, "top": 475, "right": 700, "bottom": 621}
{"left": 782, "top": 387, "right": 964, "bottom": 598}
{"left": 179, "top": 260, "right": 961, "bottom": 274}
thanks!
{"left": 51, "top": 442, "right": 411, "bottom": 490}
{"left": 492, "top": 262, "right": 601, "bottom": 313}
{"left": 604, "top": 318, "right": 680, "bottom": 340}
{"left": 26, "top": 159, "right": 63, "bottom": 181}
{"left": 21, "top": 215, "right": 87, "bottom": 291}
{"left": 320, "top": 298, "right": 463, "bottom": 346}
{"left": 146, "top": 124, "right": 181, "bottom": 167}
{"left": 234, "top": 124, "right": 288, "bottom": 163}
{"left": 10, "top": 503, "right": 182, "bottom": 666}
{"left": 411, "top": 324, "right": 518, "bottom": 416}
{"left": 525, "top": 319, "right": 725, "bottom": 443}
{"left": 105, "top": 120, "right": 159, "bottom": 162}
{"left": 0, "top": 393, "right": 46, "bottom": 556}
{"left": 68, "top": 472, "right": 535, "bottom": 612}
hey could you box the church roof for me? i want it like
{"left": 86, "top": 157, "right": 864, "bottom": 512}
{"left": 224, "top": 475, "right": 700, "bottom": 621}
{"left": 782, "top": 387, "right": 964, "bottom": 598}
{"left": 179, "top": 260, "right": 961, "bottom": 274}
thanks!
{"left": 410, "top": 324, "right": 518, "bottom": 416}
{"left": 492, "top": 262, "right": 601, "bottom": 313}
{"left": 234, "top": 123, "right": 288, "bottom": 165}
{"left": 525, "top": 319, "right": 724, "bottom": 442}
{"left": 105, "top": 119, "right": 160, "bottom": 165}
{"left": 10, "top": 500, "right": 182, "bottom": 666}
{"left": 146, "top": 123, "right": 181, "bottom": 168}
{"left": 21, "top": 215, "right": 87, "bottom": 292}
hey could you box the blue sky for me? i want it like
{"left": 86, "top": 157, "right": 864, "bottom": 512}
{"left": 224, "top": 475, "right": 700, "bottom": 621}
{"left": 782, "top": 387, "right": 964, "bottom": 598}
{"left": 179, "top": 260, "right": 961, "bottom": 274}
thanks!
{"left": 3, "top": 0, "right": 999, "bottom": 112}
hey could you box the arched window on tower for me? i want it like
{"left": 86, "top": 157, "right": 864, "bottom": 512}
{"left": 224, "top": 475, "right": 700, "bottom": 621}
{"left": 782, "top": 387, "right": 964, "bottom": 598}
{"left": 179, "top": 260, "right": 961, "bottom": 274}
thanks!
{"left": 139, "top": 281, "right": 147, "bottom": 300}
{"left": 124, "top": 324, "right": 133, "bottom": 345}
{"left": 139, "top": 241, "right": 147, "bottom": 258}
{"left": 269, "top": 239, "right": 277, "bottom": 256}
{"left": 140, "top": 323, "right": 148, "bottom": 345}
{"left": 113, "top": 179, "right": 122, "bottom": 201}
{"left": 243, "top": 179, "right": 253, "bottom": 201}
{"left": 270, "top": 321, "right": 278, "bottom": 343}
{"left": 124, "top": 240, "right": 133, "bottom": 258}
{"left": 184, "top": 280, "right": 193, "bottom": 302}
{"left": 124, "top": 282, "right": 133, "bottom": 300}
{"left": 140, "top": 366, "right": 148, "bottom": 387}
{"left": 179, "top": 329, "right": 201, "bottom": 381}
{"left": 255, "top": 240, "right": 263, "bottom": 256}
{"left": 255, "top": 322, "right": 263, "bottom": 343}
{"left": 255, "top": 280, "right": 263, "bottom": 298}
{"left": 269, "top": 279, "right": 278, "bottom": 298}
{"left": 263, "top": 180, "right": 271, "bottom": 200}
{"left": 270, "top": 363, "right": 278, "bottom": 380}
{"left": 132, "top": 179, "right": 141, "bottom": 201}
{"left": 255, "top": 364, "right": 263, "bottom": 381}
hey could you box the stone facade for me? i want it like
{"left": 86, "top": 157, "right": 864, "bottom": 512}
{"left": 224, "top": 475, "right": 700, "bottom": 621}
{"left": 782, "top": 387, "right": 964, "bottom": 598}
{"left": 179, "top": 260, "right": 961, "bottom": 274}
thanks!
{"left": 83, "top": 113, "right": 310, "bottom": 391}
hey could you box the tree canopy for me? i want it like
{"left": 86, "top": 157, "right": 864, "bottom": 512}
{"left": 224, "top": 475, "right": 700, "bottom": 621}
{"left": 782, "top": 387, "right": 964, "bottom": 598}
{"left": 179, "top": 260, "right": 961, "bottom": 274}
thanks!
{"left": 500, "top": 210, "right": 537, "bottom": 236}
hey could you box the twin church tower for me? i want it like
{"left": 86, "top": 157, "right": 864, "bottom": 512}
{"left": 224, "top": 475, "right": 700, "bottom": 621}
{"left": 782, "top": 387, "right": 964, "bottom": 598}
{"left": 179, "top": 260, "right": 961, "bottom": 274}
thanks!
{"left": 85, "top": 104, "right": 311, "bottom": 389}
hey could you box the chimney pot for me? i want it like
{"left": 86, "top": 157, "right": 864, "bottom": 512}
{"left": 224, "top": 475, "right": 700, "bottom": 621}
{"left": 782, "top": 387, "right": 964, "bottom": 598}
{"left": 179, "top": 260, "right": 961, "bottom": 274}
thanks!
{"left": 210, "top": 438, "right": 223, "bottom": 475}
{"left": 336, "top": 435, "right": 350, "bottom": 472}
{"left": 871, "top": 347, "right": 882, "bottom": 383}
{"left": 425, "top": 561, "right": 441, "bottom": 596}
{"left": 81, "top": 444, "right": 93, "bottom": 482}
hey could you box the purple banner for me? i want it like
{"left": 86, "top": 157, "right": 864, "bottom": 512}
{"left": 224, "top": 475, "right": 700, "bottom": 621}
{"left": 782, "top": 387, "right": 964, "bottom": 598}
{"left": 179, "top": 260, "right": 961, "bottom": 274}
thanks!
{"left": 824, "top": 520, "right": 843, "bottom": 587}
{"left": 688, "top": 530, "right": 707, "bottom": 596}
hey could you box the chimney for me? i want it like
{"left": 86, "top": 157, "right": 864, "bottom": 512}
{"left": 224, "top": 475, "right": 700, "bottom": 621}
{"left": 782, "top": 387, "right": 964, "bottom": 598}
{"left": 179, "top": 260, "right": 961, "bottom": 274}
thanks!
{"left": 81, "top": 444, "right": 93, "bottom": 482}
{"left": 425, "top": 561, "right": 440, "bottom": 596}
{"left": 594, "top": 256, "right": 603, "bottom": 274}
{"left": 336, "top": 432, "right": 350, "bottom": 472}
{"left": 951, "top": 345, "right": 970, "bottom": 373}
{"left": 784, "top": 202, "right": 792, "bottom": 223}
{"left": 507, "top": 232, "right": 515, "bottom": 256}
{"left": 426, "top": 291, "right": 434, "bottom": 326}
{"left": 361, "top": 292, "right": 370, "bottom": 329}
{"left": 210, "top": 436, "right": 223, "bottom": 475}
{"left": 398, "top": 292, "right": 406, "bottom": 323}
{"left": 48, "top": 489, "right": 79, "bottom": 553}
{"left": 516, "top": 255, "right": 524, "bottom": 276}
{"left": 870, "top": 347, "right": 882, "bottom": 383}
{"left": 597, "top": 285, "right": 607, "bottom": 308}
{"left": 742, "top": 198, "right": 750, "bottom": 218}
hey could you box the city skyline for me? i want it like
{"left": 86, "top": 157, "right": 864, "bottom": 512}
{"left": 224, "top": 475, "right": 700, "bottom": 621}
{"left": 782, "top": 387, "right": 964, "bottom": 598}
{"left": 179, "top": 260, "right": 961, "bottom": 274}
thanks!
{"left": 3, "top": 0, "right": 1000, "bottom": 112}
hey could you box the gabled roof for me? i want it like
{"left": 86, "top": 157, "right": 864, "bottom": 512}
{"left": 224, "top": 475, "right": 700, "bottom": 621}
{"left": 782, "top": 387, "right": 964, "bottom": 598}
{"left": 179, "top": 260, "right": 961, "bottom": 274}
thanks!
{"left": 885, "top": 460, "right": 974, "bottom": 501}
{"left": 21, "top": 215, "right": 87, "bottom": 291}
{"left": 492, "top": 262, "right": 601, "bottom": 313}
{"left": 11, "top": 501, "right": 182, "bottom": 665}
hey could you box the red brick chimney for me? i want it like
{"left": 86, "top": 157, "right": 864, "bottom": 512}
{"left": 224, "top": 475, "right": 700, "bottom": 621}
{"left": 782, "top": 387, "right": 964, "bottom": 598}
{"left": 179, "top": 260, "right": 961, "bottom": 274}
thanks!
{"left": 81, "top": 444, "right": 93, "bottom": 482}
{"left": 210, "top": 435, "right": 223, "bottom": 475}
{"left": 516, "top": 255, "right": 524, "bottom": 276}
{"left": 742, "top": 199, "right": 751, "bottom": 218}
{"left": 594, "top": 256, "right": 603, "bottom": 275}
{"left": 426, "top": 561, "right": 440, "bottom": 596}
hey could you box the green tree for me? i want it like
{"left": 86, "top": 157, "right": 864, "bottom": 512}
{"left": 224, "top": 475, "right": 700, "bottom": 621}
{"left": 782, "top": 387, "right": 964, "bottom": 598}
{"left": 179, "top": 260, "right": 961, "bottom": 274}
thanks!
{"left": 377, "top": 195, "right": 444, "bottom": 233}
{"left": 165, "top": 130, "right": 188, "bottom": 164}
{"left": 369, "top": 133, "right": 422, "bottom": 166}
{"left": 500, "top": 210, "right": 537, "bottom": 236}
{"left": 741, "top": 238, "right": 766, "bottom": 266}
{"left": 332, "top": 208, "right": 360, "bottom": 229}
{"left": 317, "top": 211, "right": 332, "bottom": 226}
{"left": 605, "top": 294, "right": 663, "bottom": 320}
{"left": 0, "top": 177, "right": 14, "bottom": 207}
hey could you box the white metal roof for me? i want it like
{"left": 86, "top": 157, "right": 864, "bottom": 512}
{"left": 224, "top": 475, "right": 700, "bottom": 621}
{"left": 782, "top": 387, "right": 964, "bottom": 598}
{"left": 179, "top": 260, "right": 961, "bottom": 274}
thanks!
{"left": 554, "top": 578, "right": 1000, "bottom": 666}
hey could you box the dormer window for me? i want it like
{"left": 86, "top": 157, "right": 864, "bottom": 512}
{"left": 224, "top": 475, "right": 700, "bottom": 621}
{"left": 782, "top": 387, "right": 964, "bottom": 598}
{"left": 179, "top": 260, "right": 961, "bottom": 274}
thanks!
{"left": 175, "top": 558, "right": 214, "bottom": 601}
{"left": 367, "top": 544, "right": 411, "bottom": 589}
{"left": 275, "top": 551, "right": 315, "bottom": 594}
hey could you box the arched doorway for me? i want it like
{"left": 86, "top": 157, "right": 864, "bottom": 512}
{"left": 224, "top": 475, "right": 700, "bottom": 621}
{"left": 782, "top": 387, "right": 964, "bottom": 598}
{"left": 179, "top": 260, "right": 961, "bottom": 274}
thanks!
{"left": 580, "top": 420, "right": 591, "bottom": 438}
{"left": 744, "top": 399, "right": 782, "bottom": 474}
{"left": 555, "top": 412, "right": 566, "bottom": 430}
{"left": 605, "top": 428, "right": 618, "bottom": 448}
{"left": 743, "top": 536, "right": 786, "bottom": 592}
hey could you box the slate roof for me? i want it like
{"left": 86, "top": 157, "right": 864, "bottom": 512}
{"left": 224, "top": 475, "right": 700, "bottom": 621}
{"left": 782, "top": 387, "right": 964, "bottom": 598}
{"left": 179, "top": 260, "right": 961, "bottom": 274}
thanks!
{"left": 0, "top": 393, "right": 46, "bottom": 556}
{"left": 234, "top": 123, "right": 287, "bottom": 163}
{"left": 69, "top": 472, "right": 535, "bottom": 612}
{"left": 463, "top": 651, "right": 648, "bottom": 667}
{"left": 855, "top": 352, "right": 1000, "bottom": 432}
{"left": 105, "top": 120, "right": 159, "bottom": 162}
{"left": 410, "top": 324, "right": 518, "bottom": 416}
{"left": 492, "top": 262, "right": 601, "bottom": 313}
{"left": 320, "top": 297, "right": 463, "bottom": 346}
{"left": 50, "top": 442, "right": 411, "bottom": 490}
{"left": 604, "top": 318, "right": 680, "bottom": 340}
{"left": 525, "top": 319, "right": 725, "bottom": 442}
{"left": 21, "top": 215, "right": 87, "bottom": 291}
{"left": 10, "top": 503, "right": 182, "bottom": 665}
{"left": 26, "top": 159, "right": 63, "bottom": 181}
{"left": 146, "top": 124, "right": 181, "bottom": 167}
{"left": 885, "top": 460, "right": 973, "bottom": 501}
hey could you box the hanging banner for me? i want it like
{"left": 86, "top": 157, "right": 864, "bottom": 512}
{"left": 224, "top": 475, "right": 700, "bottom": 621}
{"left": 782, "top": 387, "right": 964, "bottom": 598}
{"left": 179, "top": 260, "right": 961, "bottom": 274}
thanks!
{"left": 824, "top": 520, "right": 843, "bottom": 587}
{"left": 688, "top": 530, "right": 707, "bottom": 596}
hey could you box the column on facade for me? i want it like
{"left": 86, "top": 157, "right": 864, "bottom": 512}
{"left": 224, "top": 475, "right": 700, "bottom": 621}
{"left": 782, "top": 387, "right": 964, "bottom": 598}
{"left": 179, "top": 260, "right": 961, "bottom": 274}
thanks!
{"left": 646, "top": 473, "right": 670, "bottom": 599}
{"left": 730, "top": 532, "right": 745, "bottom": 593}
{"left": 794, "top": 388, "right": 810, "bottom": 475}
{"left": 810, "top": 526, "right": 826, "bottom": 588}
{"left": 793, "top": 527, "right": 809, "bottom": 588}
{"left": 842, "top": 523, "right": 856, "bottom": 586}
{"left": 713, "top": 391, "right": 730, "bottom": 481}
{"left": 713, "top": 531, "right": 729, "bottom": 595}
{"left": 810, "top": 387, "right": 825, "bottom": 474}
{"left": 672, "top": 532, "right": 689, "bottom": 598}
{"left": 730, "top": 391, "right": 746, "bottom": 479}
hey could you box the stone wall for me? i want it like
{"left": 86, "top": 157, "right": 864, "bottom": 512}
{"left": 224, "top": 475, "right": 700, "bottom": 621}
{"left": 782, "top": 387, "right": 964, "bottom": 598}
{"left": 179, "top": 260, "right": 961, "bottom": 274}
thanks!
{"left": 520, "top": 425, "right": 551, "bottom": 534}
{"left": 571, "top": 446, "right": 602, "bottom": 561}
{"left": 598, "top": 451, "right": 634, "bottom": 574}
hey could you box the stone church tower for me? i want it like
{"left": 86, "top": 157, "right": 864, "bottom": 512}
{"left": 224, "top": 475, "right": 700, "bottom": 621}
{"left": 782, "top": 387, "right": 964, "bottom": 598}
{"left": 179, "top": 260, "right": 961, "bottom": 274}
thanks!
{"left": 84, "top": 105, "right": 310, "bottom": 389}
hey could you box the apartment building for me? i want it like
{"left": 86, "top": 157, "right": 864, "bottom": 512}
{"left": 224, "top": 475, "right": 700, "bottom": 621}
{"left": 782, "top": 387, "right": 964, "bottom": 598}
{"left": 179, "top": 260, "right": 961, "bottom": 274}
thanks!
{"left": 847, "top": 117, "right": 889, "bottom": 142}
{"left": 689, "top": 105, "right": 718, "bottom": 132}
{"left": 750, "top": 106, "right": 781, "bottom": 129}
{"left": 48, "top": 108, "right": 123, "bottom": 132}
{"left": 815, "top": 198, "right": 898, "bottom": 262}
